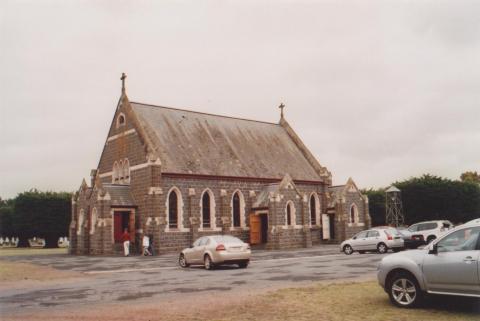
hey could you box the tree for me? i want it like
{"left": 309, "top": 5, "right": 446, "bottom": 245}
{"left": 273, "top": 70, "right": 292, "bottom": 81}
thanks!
{"left": 13, "top": 190, "right": 71, "bottom": 247}
{"left": 0, "top": 198, "right": 15, "bottom": 236}
{"left": 362, "top": 188, "right": 386, "bottom": 226}
{"left": 460, "top": 171, "right": 480, "bottom": 184}
{"left": 394, "top": 174, "right": 480, "bottom": 225}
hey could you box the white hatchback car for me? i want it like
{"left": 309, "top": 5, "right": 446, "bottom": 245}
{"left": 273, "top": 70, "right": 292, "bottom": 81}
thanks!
{"left": 340, "top": 228, "right": 404, "bottom": 255}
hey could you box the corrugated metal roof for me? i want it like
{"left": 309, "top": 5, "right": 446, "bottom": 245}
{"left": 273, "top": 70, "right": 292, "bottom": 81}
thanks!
{"left": 386, "top": 186, "right": 400, "bottom": 193}
{"left": 103, "top": 184, "right": 135, "bottom": 207}
{"left": 131, "top": 102, "right": 322, "bottom": 181}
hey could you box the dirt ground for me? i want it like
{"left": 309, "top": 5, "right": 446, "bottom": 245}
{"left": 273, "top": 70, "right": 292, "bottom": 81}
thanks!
{"left": 0, "top": 260, "right": 82, "bottom": 284}
{"left": 2, "top": 280, "right": 479, "bottom": 321}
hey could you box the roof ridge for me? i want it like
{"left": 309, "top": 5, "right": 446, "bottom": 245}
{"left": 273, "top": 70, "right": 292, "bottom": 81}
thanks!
{"left": 130, "top": 101, "right": 279, "bottom": 126}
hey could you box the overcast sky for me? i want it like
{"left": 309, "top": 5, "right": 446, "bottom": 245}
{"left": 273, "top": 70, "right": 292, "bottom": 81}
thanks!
{"left": 1, "top": 0, "right": 479, "bottom": 199}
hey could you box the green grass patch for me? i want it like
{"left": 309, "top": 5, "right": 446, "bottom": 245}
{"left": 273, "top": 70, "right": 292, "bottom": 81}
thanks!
{"left": 0, "top": 248, "right": 67, "bottom": 257}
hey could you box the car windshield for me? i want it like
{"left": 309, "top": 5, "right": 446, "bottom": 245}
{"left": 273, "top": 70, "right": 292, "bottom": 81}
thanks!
{"left": 211, "top": 235, "right": 243, "bottom": 244}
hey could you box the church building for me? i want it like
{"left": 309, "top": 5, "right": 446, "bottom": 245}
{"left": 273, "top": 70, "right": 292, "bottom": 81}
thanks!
{"left": 69, "top": 75, "right": 371, "bottom": 255}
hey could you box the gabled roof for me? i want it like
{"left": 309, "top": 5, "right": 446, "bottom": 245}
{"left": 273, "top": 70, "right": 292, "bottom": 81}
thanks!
{"left": 129, "top": 102, "right": 324, "bottom": 181}
{"left": 102, "top": 184, "right": 135, "bottom": 207}
{"left": 253, "top": 174, "right": 302, "bottom": 208}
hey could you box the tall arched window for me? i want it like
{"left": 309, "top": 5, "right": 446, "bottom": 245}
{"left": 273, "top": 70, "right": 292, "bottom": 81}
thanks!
{"left": 90, "top": 208, "right": 97, "bottom": 235}
{"left": 232, "top": 192, "right": 241, "bottom": 227}
{"left": 77, "top": 209, "right": 85, "bottom": 235}
{"left": 286, "top": 202, "right": 295, "bottom": 226}
{"left": 202, "top": 192, "right": 211, "bottom": 228}
{"left": 123, "top": 159, "right": 130, "bottom": 184}
{"left": 165, "top": 187, "right": 185, "bottom": 232}
{"left": 118, "top": 160, "right": 124, "bottom": 183}
{"left": 310, "top": 195, "right": 316, "bottom": 225}
{"left": 113, "top": 162, "right": 119, "bottom": 183}
{"left": 168, "top": 190, "right": 178, "bottom": 228}
{"left": 350, "top": 204, "right": 358, "bottom": 223}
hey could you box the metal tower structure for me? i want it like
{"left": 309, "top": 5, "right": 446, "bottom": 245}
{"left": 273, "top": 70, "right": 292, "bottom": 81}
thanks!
{"left": 385, "top": 185, "right": 405, "bottom": 227}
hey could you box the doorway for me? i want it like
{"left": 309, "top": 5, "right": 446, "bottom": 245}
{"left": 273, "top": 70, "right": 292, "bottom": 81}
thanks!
{"left": 260, "top": 214, "right": 268, "bottom": 243}
{"left": 249, "top": 212, "right": 268, "bottom": 245}
{"left": 113, "top": 211, "right": 132, "bottom": 243}
{"left": 328, "top": 214, "right": 335, "bottom": 240}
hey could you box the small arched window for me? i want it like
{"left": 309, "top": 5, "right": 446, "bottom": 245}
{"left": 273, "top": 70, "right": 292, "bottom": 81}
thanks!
{"left": 232, "top": 192, "right": 241, "bottom": 227}
{"left": 168, "top": 190, "right": 178, "bottom": 229}
{"left": 116, "top": 113, "right": 126, "bottom": 128}
{"left": 350, "top": 204, "right": 358, "bottom": 223}
{"left": 286, "top": 202, "right": 293, "bottom": 226}
{"left": 202, "top": 192, "right": 211, "bottom": 228}
{"left": 310, "top": 195, "right": 316, "bottom": 225}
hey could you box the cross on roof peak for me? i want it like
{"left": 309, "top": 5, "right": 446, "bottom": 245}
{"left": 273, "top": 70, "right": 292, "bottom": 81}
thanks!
{"left": 279, "top": 103, "right": 285, "bottom": 119}
{"left": 121, "top": 73, "right": 127, "bottom": 94}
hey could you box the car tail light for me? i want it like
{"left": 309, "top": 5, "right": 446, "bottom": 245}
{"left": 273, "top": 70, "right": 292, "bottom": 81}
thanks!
{"left": 384, "top": 231, "right": 393, "bottom": 240}
{"left": 216, "top": 244, "right": 226, "bottom": 251}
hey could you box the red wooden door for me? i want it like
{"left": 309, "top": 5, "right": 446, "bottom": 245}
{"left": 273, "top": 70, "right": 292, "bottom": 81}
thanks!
{"left": 250, "top": 214, "right": 261, "bottom": 245}
{"left": 114, "top": 213, "right": 123, "bottom": 242}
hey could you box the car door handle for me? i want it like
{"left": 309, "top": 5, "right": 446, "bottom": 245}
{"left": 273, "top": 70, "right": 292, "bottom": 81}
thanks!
{"left": 463, "top": 256, "right": 476, "bottom": 263}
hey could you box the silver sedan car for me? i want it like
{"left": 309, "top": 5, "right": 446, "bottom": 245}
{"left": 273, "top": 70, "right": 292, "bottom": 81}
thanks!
{"left": 179, "top": 235, "right": 251, "bottom": 270}
{"left": 340, "top": 228, "right": 404, "bottom": 255}
{"left": 377, "top": 218, "right": 480, "bottom": 308}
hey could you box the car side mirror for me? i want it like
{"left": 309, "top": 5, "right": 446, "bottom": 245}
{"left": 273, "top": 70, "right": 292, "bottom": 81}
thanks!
{"left": 428, "top": 243, "right": 437, "bottom": 255}
{"left": 353, "top": 236, "right": 357, "bottom": 240}
{"left": 190, "top": 244, "right": 194, "bottom": 248}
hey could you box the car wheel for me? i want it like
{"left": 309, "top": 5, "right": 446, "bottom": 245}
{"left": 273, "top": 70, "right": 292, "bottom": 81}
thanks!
{"left": 377, "top": 243, "right": 388, "bottom": 254}
{"left": 343, "top": 244, "right": 354, "bottom": 255}
{"left": 426, "top": 236, "right": 436, "bottom": 244}
{"left": 238, "top": 262, "right": 249, "bottom": 269}
{"left": 388, "top": 272, "right": 423, "bottom": 308}
{"left": 204, "top": 254, "right": 214, "bottom": 270}
{"left": 179, "top": 253, "right": 189, "bottom": 268}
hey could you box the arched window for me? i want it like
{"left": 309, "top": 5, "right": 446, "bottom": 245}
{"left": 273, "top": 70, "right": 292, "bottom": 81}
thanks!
{"left": 116, "top": 113, "right": 126, "bottom": 128}
{"left": 165, "top": 187, "right": 185, "bottom": 232}
{"left": 123, "top": 159, "right": 130, "bottom": 184}
{"left": 199, "top": 189, "right": 217, "bottom": 230}
{"left": 90, "top": 208, "right": 97, "bottom": 235}
{"left": 168, "top": 190, "right": 178, "bottom": 228}
{"left": 113, "top": 162, "right": 119, "bottom": 183}
{"left": 118, "top": 160, "right": 124, "bottom": 183}
{"left": 285, "top": 201, "right": 295, "bottom": 226}
{"left": 232, "top": 192, "right": 241, "bottom": 227}
{"left": 202, "top": 192, "right": 211, "bottom": 228}
{"left": 310, "top": 195, "right": 316, "bottom": 225}
{"left": 350, "top": 204, "right": 358, "bottom": 223}
{"left": 77, "top": 209, "right": 85, "bottom": 235}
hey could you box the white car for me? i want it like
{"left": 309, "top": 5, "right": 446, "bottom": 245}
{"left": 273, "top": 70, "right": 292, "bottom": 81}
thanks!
{"left": 340, "top": 228, "right": 404, "bottom": 255}
{"left": 404, "top": 220, "right": 454, "bottom": 246}
{"left": 179, "top": 235, "right": 251, "bottom": 270}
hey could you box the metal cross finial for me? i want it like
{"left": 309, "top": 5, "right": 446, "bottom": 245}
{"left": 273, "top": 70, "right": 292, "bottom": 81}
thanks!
{"left": 121, "top": 73, "right": 127, "bottom": 93}
{"left": 279, "top": 103, "right": 285, "bottom": 118}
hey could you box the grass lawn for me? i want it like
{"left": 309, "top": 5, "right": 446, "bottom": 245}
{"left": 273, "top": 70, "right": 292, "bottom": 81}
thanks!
{"left": 170, "top": 281, "right": 480, "bottom": 321}
{"left": 0, "top": 248, "right": 67, "bottom": 257}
